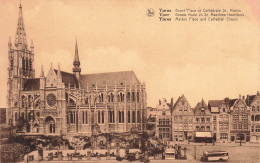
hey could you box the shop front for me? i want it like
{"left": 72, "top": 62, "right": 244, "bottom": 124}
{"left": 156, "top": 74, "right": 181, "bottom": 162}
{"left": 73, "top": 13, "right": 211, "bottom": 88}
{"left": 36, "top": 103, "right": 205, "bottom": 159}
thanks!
{"left": 194, "top": 132, "right": 213, "bottom": 143}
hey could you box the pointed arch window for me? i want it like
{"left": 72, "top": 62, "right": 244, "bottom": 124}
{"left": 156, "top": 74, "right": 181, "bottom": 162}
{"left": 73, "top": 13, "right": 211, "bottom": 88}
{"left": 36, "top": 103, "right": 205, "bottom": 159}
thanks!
{"left": 132, "top": 92, "right": 135, "bottom": 102}
{"left": 132, "top": 111, "right": 136, "bottom": 123}
{"left": 127, "top": 92, "right": 130, "bottom": 102}
{"left": 109, "top": 111, "right": 112, "bottom": 123}
{"left": 28, "top": 95, "right": 32, "bottom": 107}
{"left": 82, "top": 111, "right": 88, "bottom": 124}
{"left": 29, "top": 59, "right": 32, "bottom": 71}
{"left": 137, "top": 92, "right": 140, "bottom": 102}
{"left": 21, "top": 95, "right": 26, "bottom": 107}
{"left": 26, "top": 58, "right": 29, "bottom": 70}
{"left": 65, "top": 93, "right": 69, "bottom": 103}
{"left": 112, "top": 111, "right": 114, "bottom": 123}
{"left": 98, "top": 111, "right": 101, "bottom": 123}
{"left": 15, "top": 112, "right": 18, "bottom": 121}
{"left": 109, "top": 111, "right": 115, "bottom": 123}
{"left": 102, "top": 111, "right": 104, "bottom": 123}
{"left": 70, "top": 111, "right": 74, "bottom": 124}
{"left": 119, "top": 111, "right": 121, "bottom": 123}
{"left": 108, "top": 93, "right": 114, "bottom": 102}
{"left": 137, "top": 111, "right": 141, "bottom": 123}
{"left": 121, "top": 93, "right": 124, "bottom": 102}
{"left": 122, "top": 111, "right": 124, "bottom": 123}
{"left": 22, "top": 57, "right": 25, "bottom": 71}
{"left": 98, "top": 93, "right": 104, "bottom": 103}
{"left": 82, "top": 111, "right": 85, "bottom": 124}
{"left": 117, "top": 94, "right": 120, "bottom": 102}
{"left": 117, "top": 92, "right": 124, "bottom": 102}
{"left": 85, "top": 98, "right": 88, "bottom": 105}
{"left": 128, "top": 111, "right": 130, "bottom": 123}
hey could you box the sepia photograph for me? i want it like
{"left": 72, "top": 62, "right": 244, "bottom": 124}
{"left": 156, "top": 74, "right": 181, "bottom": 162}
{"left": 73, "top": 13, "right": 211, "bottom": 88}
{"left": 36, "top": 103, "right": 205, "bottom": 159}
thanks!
{"left": 0, "top": 0, "right": 259, "bottom": 162}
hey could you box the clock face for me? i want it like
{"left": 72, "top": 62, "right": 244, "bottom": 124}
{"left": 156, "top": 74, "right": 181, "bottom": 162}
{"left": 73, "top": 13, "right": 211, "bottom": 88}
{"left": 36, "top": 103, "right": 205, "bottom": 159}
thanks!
{"left": 47, "top": 93, "right": 56, "bottom": 107}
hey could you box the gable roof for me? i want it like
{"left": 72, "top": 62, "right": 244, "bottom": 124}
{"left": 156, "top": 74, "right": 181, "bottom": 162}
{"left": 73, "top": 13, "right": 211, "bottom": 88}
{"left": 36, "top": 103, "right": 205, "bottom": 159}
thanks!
{"left": 208, "top": 100, "right": 223, "bottom": 108}
{"left": 195, "top": 99, "right": 208, "bottom": 109}
{"left": 173, "top": 95, "right": 190, "bottom": 110}
{"left": 79, "top": 71, "right": 140, "bottom": 88}
{"left": 208, "top": 100, "right": 223, "bottom": 112}
{"left": 228, "top": 99, "right": 237, "bottom": 107}
{"left": 245, "top": 95, "right": 256, "bottom": 106}
{"left": 23, "top": 78, "right": 40, "bottom": 91}
{"left": 54, "top": 70, "right": 79, "bottom": 88}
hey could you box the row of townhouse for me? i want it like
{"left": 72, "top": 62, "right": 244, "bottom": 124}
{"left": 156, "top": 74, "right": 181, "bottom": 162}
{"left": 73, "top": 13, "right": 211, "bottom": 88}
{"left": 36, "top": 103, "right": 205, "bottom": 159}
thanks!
{"left": 147, "top": 91, "right": 260, "bottom": 143}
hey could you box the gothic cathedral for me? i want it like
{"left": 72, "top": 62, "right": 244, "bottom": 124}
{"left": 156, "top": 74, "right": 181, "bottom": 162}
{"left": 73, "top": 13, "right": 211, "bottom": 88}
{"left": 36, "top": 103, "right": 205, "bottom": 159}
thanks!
{"left": 7, "top": 3, "right": 147, "bottom": 136}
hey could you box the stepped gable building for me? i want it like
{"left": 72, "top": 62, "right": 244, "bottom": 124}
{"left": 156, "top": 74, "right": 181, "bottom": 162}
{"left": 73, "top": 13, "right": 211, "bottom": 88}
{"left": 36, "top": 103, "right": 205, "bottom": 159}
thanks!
{"left": 208, "top": 99, "right": 231, "bottom": 142}
{"left": 229, "top": 95, "right": 250, "bottom": 142}
{"left": 172, "top": 94, "right": 193, "bottom": 141}
{"left": 155, "top": 98, "right": 172, "bottom": 141}
{"left": 193, "top": 99, "right": 213, "bottom": 142}
{"left": 7, "top": 3, "right": 147, "bottom": 136}
{"left": 246, "top": 92, "right": 260, "bottom": 142}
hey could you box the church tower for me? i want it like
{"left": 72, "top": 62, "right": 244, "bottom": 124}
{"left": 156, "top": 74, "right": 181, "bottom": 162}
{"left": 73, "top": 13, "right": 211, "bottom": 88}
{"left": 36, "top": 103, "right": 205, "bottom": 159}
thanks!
{"left": 72, "top": 40, "right": 81, "bottom": 80}
{"left": 7, "top": 3, "right": 35, "bottom": 124}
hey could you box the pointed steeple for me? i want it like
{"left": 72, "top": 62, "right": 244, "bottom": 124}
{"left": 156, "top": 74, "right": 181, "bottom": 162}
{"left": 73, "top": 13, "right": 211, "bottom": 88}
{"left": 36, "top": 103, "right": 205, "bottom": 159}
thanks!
{"left": 57, "top": 63, "right": 62, "bottom": 83}
{"left": 73, "top": 40, "right": 80, "bottom": 67}
{"left": 15, "top": 2, "right": 27, "bottom": 48}
{"left": 57, "top": 63, "right": 62, "bottom": 78}
{"left": 40, "top": 65, "right": 44, "bottom": 77}
{"left": 73, "top": 40, "right": 81, "bottom": 80}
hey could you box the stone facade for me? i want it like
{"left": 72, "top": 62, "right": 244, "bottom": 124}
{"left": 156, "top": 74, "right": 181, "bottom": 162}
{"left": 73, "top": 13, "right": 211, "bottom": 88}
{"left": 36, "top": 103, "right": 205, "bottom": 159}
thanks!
{"left": 193, "top": 99, "right": 212, "bottom": 133}
{"left": 172, "top": 95, "right": 193, "bottom": 141}
{"left": 247, "top": 92, "right": 260, "bottom": 142}
{"left": 230, "top": 96, "right": 250, "bottom": 142}
{"left": 208, "top": 99, "right": 231, "bottom": 142}
{"left": 155, "top": 99, "right": 172, "bottom": 141}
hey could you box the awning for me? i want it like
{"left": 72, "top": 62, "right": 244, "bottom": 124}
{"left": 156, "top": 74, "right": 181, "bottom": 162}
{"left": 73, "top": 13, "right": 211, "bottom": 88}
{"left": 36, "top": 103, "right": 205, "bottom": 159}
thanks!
{"left": 195, "top": 132, "right": 212, "bottom": 138}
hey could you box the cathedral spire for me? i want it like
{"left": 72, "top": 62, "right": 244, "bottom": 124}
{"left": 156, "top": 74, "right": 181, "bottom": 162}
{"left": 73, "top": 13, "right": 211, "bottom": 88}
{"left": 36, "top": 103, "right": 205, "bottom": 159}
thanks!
{"left": 57, "top": 63, "right": 62, "bottom": 78}
{"left": 57, "top": 63, "right": 62, "bottom": 83}
{"left": 73, "top": 40, "right": 81, "bottom": 80}
{"left": 73, "top": 40, "right": 80, "bottom": 67}
{"left": 15, "top": 1, "right": 27, "bottom": 48}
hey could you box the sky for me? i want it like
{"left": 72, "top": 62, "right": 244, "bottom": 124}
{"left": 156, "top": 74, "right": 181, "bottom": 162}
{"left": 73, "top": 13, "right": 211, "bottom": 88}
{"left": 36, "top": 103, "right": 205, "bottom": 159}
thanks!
{"left": 0, "top": 0, "right": 259, "bottom": 108}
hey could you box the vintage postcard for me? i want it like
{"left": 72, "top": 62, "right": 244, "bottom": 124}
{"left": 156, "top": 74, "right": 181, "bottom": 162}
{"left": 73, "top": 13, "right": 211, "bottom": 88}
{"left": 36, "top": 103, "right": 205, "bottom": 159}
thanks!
{"left": 0, "top": 0, "right": 259, "bottom": 162}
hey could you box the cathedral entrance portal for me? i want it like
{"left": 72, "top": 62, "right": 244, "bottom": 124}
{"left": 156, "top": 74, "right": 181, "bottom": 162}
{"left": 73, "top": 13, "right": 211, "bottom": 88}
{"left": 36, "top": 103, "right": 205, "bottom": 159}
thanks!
{"left": 45, "top": 116, "right": 56, "bottom": 134}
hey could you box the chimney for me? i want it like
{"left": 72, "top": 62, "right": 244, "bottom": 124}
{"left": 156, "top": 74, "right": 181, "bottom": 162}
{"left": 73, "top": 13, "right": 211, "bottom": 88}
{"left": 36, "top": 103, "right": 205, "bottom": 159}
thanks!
{"left": 224, "top": 97, "right": 229, "bottom": 104}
